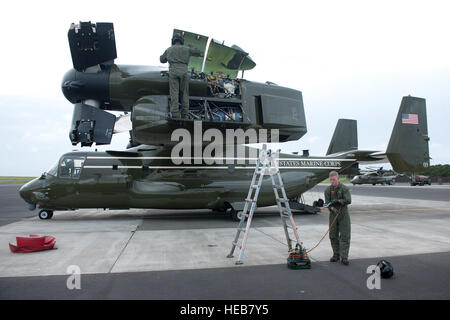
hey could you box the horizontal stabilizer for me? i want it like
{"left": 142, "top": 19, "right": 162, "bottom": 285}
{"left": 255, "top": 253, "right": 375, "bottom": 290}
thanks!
{"left": 326, "top": 119, "right": 358, "bottom": 155}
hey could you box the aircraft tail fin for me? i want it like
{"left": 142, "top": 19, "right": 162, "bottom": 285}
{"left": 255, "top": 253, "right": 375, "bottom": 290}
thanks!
{"left": 386, "top": 96, "right": 430, "bottom": 173}
{"left": 326, "top": 119, "right": 358, "bottom": 155}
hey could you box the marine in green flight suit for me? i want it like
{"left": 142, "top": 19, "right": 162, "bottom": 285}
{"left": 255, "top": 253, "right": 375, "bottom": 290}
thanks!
{"left": 160, "top": 34, "right": 202, "bottom": 118}
{"left": 324, "top": 171, "right": 352, "bottom": 265}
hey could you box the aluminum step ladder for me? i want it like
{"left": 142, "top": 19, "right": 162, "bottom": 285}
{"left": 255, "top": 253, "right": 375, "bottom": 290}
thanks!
{"left": 226, "top": 144, "right": 305, "bottom": 265}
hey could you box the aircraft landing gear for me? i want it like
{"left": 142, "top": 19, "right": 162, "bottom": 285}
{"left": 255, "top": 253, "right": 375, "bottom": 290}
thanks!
{"left": 38, "top": 210, "right": 53, "bottom": 220}
{"left": 312, "top": 198, "right": 324, "bottom": 210}
{"left": 230, "top": 208, "right": 246, "bottom": 222}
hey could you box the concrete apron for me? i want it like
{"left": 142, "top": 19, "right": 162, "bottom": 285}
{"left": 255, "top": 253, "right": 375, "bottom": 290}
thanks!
{"left": 0, "top": 195, "right": 449, "bottom": 278}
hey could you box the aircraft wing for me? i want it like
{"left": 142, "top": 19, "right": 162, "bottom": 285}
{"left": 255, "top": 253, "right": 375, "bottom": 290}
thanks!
{"left": 327, "top": 150, "right": 386, "bottom": 163}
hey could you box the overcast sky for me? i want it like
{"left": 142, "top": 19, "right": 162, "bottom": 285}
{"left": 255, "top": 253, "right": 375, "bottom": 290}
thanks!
{"left": 0, "top": 0, "right": 449, "bottom": 176}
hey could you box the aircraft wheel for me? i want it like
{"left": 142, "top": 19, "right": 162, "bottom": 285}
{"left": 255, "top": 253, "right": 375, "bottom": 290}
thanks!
{"left": 230, "top": 209, "right": 246, "bottom": 222}
{"left": 317, "top": 198, "right": 324, "bottom": 207}
{"left": 38, "top": 210, "right": 53, "bottom": 220}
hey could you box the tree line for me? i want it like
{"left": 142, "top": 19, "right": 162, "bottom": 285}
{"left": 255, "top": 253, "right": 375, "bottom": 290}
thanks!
{"left": 418, "top": 164, "right": 450, "bottom": 177}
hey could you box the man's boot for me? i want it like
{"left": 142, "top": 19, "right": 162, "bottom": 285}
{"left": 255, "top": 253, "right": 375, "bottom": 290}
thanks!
{"left": 169, "top": 112, "right": 182, "bottom": 119}
{"left": 341, "top": 258, "right": 349, "bottom": 266}
{"left": 330, "top": 255, "right": 340, "bottom": 262}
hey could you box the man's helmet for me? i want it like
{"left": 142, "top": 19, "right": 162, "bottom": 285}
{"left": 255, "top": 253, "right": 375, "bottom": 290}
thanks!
{"left": 377, "top": 260, "right": 394, "bottom": 278}
{"left": 172, "top": 33, "right": 184, "bottom": 45}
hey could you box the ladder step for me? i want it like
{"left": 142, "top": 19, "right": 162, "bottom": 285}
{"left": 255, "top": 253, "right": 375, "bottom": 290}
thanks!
{"left": 251, "top": 185, "right": 259, "bottom": 189}
{"left": 245, "top": 198, "right": 256, "bottom": 202}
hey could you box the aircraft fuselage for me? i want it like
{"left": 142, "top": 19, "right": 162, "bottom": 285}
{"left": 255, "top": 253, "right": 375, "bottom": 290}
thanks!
{"left": 20, "top": 147, "right": 355, "bottom": 212}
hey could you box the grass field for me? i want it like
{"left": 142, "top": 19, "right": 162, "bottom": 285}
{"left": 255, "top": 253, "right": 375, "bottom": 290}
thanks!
{"left": 0, "top": 177, "right": 36, "bottom": 184}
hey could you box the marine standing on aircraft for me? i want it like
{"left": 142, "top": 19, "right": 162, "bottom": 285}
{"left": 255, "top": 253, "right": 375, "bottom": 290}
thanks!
{"left": 160, "top": 33, "right": 203, "bottom": 118}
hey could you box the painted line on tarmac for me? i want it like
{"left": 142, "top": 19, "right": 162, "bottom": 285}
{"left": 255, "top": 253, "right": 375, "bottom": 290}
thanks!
{"left": 0, "top": 217, "right": 36, "bottom": 221}
{"left": 108, "top": 229, "right": 137, "bottom": 273}
{"left": 348, "top": 207, "right": 450, "bottom": 214}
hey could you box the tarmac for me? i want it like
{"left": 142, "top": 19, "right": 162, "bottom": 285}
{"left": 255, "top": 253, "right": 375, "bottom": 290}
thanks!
{"left": 0, "top": 183, "right": 449, "bottom": 299}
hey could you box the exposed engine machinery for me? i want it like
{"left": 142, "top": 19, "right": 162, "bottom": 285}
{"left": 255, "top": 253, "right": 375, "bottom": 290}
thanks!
{"left": 62, "top": 22, "right": 307, "bottom": 147}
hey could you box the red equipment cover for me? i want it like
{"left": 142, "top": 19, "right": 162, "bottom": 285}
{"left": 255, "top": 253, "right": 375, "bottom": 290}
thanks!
{"left": 9, "top": 234, "right": 56, "bottom": 253}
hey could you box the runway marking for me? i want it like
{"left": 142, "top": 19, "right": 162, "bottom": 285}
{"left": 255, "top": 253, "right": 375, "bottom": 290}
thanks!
{"left": 0, "top": 217, "right": 36, "bottom": 221}
{"left": 348, "top": 207, "right": 450, "bottom": 214}
{"left": 22, "top": 217, "right": 38, "bottom": 220}
{"left": 108, "top": 229, "right": 137, "bottom": 273}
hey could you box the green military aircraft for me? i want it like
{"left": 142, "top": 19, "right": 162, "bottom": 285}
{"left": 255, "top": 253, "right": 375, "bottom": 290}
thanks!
{"left": 19, "top": 95, "right": 430, "bottom": 221}
{"left": 18, "top": 22, "right": 431, "bottom": 221}
{"left": 350, "top": 167, "right": 401, "bottom": 185}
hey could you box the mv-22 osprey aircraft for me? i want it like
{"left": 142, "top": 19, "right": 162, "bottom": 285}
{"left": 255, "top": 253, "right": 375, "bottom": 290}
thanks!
{"left": 19, "top": 22, "right": 430, "bottom": 221}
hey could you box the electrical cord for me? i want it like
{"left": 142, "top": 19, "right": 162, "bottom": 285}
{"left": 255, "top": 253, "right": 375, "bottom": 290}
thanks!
{"left": 305, "top": 205, "right": 340, "bottom": 254}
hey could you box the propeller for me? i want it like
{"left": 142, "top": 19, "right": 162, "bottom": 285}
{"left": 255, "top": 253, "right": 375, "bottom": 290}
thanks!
{"left": 65, "top": 21, "right": 121, "bottom": 147}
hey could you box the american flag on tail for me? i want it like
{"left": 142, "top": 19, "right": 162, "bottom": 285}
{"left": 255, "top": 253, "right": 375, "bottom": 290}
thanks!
{"left": 402, "top": 113, "right": 419, "bottom": 125}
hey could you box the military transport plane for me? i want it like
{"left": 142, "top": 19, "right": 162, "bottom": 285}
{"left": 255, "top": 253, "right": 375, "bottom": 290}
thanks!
{"left": 19, "top": 96, "right": 430, "bottom": 221}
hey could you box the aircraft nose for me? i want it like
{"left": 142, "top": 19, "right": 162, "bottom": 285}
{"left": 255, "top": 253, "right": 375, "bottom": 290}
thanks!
{"left": 19, "top": 180, "right": 38, "bottom": 210}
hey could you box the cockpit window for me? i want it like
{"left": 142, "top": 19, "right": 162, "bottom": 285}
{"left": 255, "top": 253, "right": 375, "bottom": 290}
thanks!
{"left": 59, "top": 156, "right": 85, "bottom": 179}
{"left": 45, "top": 162, "right": 58, "bottom": 177}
